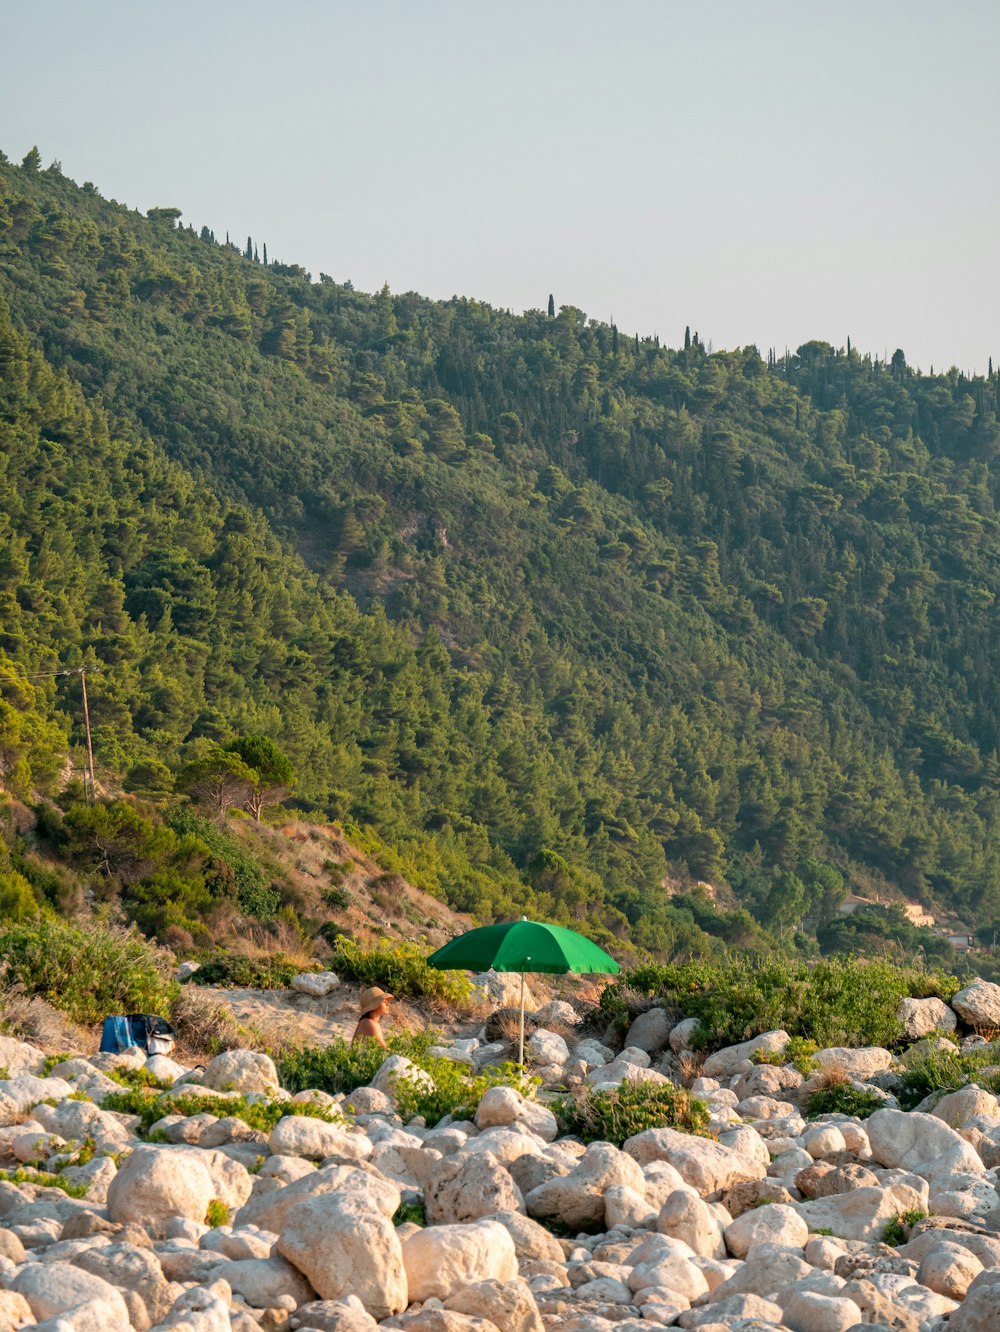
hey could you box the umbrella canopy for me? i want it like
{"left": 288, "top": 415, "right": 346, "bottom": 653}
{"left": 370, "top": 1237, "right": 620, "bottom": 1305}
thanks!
{"left": 427, "top": 918, "right": 621, "bottom": 976}
{"left": 427, "top": 918, "right": 620, "bottom": 1065}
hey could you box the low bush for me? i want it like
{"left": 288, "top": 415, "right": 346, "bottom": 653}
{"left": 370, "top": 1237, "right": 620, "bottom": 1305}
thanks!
{"left": 0, "top": 918, "right": 178, "bottom": 1024}
{"left": 102, "top": 1086, "right": 342, "bottom": 1136}
{"left": 882, "top": 1209, "right": 928, "bottom": 1246}
{"left": 805, "top": 1084, "right": 885, "bottom": 1119}
{"left": 754, "top": 1036, "right": 819, "bottom": 1075}
{"left": 555, "top": 1082, "right": 711, "bottom": 1147}
{"left": 325, "top": 937, "right": 479, "bottom": 1009}
{"left": 190, "top": 953, "right": 302, "bottom": 990}
{"left": 280, "top": 1032, "right": 527, "bottom": 1125}
{"left": 599, "top": 956, "right": 957, "bottom": 1052}
{"left": 898, "top": 1045, "right": 1000, "bottom": 1109}
{"left": 280, "top": 1033, "right": 436, "bottom": 1097}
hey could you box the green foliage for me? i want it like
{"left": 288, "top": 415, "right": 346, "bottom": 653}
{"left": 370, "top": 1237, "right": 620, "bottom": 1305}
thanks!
{"left": 805, "top": 1084, "right": 885, "bottom": 1119}
{"left": 3, "top": 155, "right": 1000, "bottom": 953}
{"left": 882, "top": 1210, "right": 928, "bottom": 1246}
{"left": 0, "top": 917, "right": 178, "bottom": 1023}
{"left": 204, "top": 1199, "right": 230, "bottom": 1227}
{"left": 225, "top": 734, "right": 296, "bottom": 821}
{"left": 101, "top": 1085, "right": 341, "bottom": 1136}
{"left": 326, "top": 936, "right": 477, "bottom": 1006}
{"left": 391, "top": 1054, "right": 527, "bottom": 1126}
{"left": 897, "top": 1044, "right": 1000, "bottom": 1109}
{"left": 754, "top": 1037, "right": 819, "bottom": 1075}
{"left": 392, "top": 1199, "right": 426, "bottom": 1226}
{"left": 555, "top": 1082, "right": 712, "bottom": 1147}
{"left": 600, "top": 956, "right": 956, "bottom": 1052}
{"left": 0, "top": 1166, "right": 86, "bottom": 1197}
{"left": 166, "top": 810, "right": 277, "bottom": 919}
{"left": 192, "top": 953, "right": 301, "bottom": 990}
{"left": 280, "top": 1032, "right": 436, "bottom": 1097}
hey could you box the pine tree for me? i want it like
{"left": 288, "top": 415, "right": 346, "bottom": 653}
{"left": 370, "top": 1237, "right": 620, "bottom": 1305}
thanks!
{"left": 547, "top": 294, "right": 555, "bottom": 317}
{"left": 21, "top": 146, "right": 41, "bottom": 173}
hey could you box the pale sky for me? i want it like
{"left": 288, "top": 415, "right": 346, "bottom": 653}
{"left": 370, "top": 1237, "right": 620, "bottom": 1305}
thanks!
{"left": 2, "top": 1, "right": 997, "bottom": 373}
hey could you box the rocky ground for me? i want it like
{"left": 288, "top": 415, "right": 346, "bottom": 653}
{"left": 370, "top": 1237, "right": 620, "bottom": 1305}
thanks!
{"left": 4, "top": 979, "right": 1000, "bottom": 1330}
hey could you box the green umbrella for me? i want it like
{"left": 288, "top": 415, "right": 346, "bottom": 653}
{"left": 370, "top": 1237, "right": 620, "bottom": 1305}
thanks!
{"left": 427, "top": 917, "right": 621, "bottom": 1064}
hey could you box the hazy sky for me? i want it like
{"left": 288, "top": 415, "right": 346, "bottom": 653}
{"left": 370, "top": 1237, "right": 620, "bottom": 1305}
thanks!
{"left": 2, "top": 1, "right": 997, "bottom": 372}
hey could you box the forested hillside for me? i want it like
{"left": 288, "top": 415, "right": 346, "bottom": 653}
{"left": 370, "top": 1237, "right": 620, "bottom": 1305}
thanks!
{"left": 2, "top": 145, "right": 1000, "bottom": 958}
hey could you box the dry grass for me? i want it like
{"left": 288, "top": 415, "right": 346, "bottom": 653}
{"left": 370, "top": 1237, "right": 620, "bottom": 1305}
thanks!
{"left": 676, "top": 1048, "right": 706, "bottom": 1085}
{"left": 170, "top": 986, "right": 301, "bottom": 1061}
{"left": 806, "top": 1060, "right": 850, "bottom": 1091}
{"left": 0, "top": 983, "right": 92, "bottom": 1055}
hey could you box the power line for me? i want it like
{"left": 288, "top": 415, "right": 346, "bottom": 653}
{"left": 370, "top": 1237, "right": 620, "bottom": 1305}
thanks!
{"left": 5, "top": 663, "right": 100, "bottom": 802}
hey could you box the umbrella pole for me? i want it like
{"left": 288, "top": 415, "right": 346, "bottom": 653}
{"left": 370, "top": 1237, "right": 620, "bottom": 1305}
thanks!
{"left": 519, "top": 969, "right": 525, "bottom": 1066}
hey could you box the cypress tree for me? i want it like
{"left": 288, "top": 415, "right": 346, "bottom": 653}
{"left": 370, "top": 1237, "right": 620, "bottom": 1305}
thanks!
{"left": 253, "top": 244, "right": 259, "bottom": 263}
{"left": 263, "top": 242, "right": 268, "bottom": 266}
{"left": 547, "top": 294, "right": 555, "bottom": 317}
{"left": 245, "top": 237, "right": 253, "bottom": 261}
{"left": 684, "top": 325, "right": 691, "bottom": 351}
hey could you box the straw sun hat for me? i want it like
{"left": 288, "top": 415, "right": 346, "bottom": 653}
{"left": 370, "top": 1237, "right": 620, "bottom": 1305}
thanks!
{"left": 358, "top": 986, "right": 394, "bottom": 1014}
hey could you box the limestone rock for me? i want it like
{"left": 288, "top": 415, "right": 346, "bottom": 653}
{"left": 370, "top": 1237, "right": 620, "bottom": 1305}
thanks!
{"left": 701, "top": 1031, "right": 789, "bottom": 1079}
{"left": 951, "top": 980, "right": 1000, "bottom": 1030}
{"left": 9, "top": 1261, "right": 131, "bottom": 1329}
{"left": 865, "top": 1108, "right": 985, "bottom": 1185}
{"left": 724, "top": 1202, "right": 809, "bottom": 1257}
{"left": 369, "top": 1054, "right": 435, "bottom": 1100}
{"left": 624, "top": 1007, "right": 673, "bottom": 1054}
{"left": 474, "top": 1086, "right": 557, "bottom": 1142}
{"left": 527, "top": 1029, "right": 569, "bottom": 1066}
{"left": 525, "top": 1141, "right": 646, "bottom": 1230}
{"left": 897, "top": 996, "right": 957, "bottom": 1041}
{"left": 486, "top": 1208, "right": 565, "bottom": 1262}
{"left": 425, "top": 1150, "right": 524, "bottom": 1224}
{"left": 292, "top": 1296, "right": 379, "bottom": 1332}
{"left": 794, "top": 1182, "right": 926, "bottom": 1241}
{"left": 291, "top": 971, "right": 341, "bottom": 997}
{"left": 657, "top": 1189, "right": 726, "bottom": 1258}
{"left": 199, "top": 1049, "right": 280, "bottom": 1095}
{"left": 236, "top": 1161, "right": 400, "bottom": 1232}
{"left": 267, "top": 1116, "right": 370, "bottom": 1161}
{"left": 932, "top": 1084, "right": 1000, "bottom": 1128}
{"left": 780, "top": 1288, "right": 859, "bottom": 1332}
{"left": 278, "top": 1190, "right": 405, "bottom": 1317}
{"left": 948, "top": 1282, "right": 1000, "bottom": 1331}
{"left": 624, "top": 1126, "right": 766, "bottom": 1195}
{"left": 444, "top": 1277, "right": 543, "bottom": 1332}
{"left": 811, "top": 1046, "right": 893, "bottom": 1080}
{"left": 401, "top": 1218, "right": 518, "bottom": 1303}
{"left": 106, "top": 1146, "right": 216, "bottom": 1234}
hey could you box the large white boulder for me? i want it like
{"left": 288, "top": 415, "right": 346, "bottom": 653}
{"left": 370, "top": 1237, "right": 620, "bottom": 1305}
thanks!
{"left": 369, "top": 1054, "right": 434, "bottom": 1100}
{"left": 475, "top": 1086, "right": 558, "bottom": 1142}
{"left": 525, "top": 1141, "right": 646, "bottom": 1229}
{"left": 236, "top": 1162, "right": 400, "bottom": 1231}
{"left": 811, "top": 1046, "right": 892, "bottom": 1080}
{"left": 425, "top": 1149, "right": 524, "bottom": 1224}
{"left": 443, "top": 1277, "right": 544, "bottom": 1332}
{"left": 106, "top": 1146, "right": 216, "bottom": 1233}
{"left": 724, "top": 1203, "right": 809, "bottom": 1257}
{"left": 624, "top": 1126, "right": 767, "bottom": 1195}
{"left": 702, "top": 1031, "right": 789, "bottom": 1079}
{"left": 897, "top": 996, "right": 957, "bottom": 1041}
{"left": 278, "top": 1191, "right": 406, "bottom": 1317}
{"left": 951, "top": 980, "right": 1000, "bottom": 1030}
{"left": 865, "top": 1109, "right": 986, "bottom": 1185}
{"left": 793, "top": 1182, "right": 927, "bottom": 1241}
{"left": 199, "top": 1049, "right": 280, "bottom": 1095}
{"left": 292, "top": 971, "right": 341, "bottom": 997}
{"left": 625, "top": 1007, "right": 673, "bottom": 1053}
{"left": 267, "top": 1116, "right": 371, "bottom": 1161}
{"left": 9, "top": 1262, "right": 130, "bottom": 1329}
{"left": 471, "top": 972, "right": 536, "bottom": 1010}
{"left": 401, "top": 1218, "right": 518, "bottom": 1303}
{"left": 527, "top": 1029, "right": 569, "bottom": 1066}
{"left": 657, "top": 1189, "right": 726, "bottom": 1259}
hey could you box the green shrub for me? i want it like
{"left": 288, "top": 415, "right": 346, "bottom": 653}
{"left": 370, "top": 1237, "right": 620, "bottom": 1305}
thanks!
{"left": 0, "top": 918, "right": 178, "bottom": 1024}
{"left": 205, "top": 1199, "right": 230, "bottom": 1227}
{"left": 754, "top": 1037, "right": 819, "bottom": 1075}
{"left": 805, "top": 1084, "right": 885, "bottom": 1119}
{"left": 102, "top": 1086, "right": 342, "bottom": 1136}
{"left": 167, "top": 810, "right": 278, "bottom": 918}
{"left": 393, "top": 1199, "right": 426, "bottom": 1226}
{"left": 882, "top": 1209, "right": 928, "bottom": 1246}
{"left": 280, "top": 1032, "right": 527, "bottom": 1125}
{"left": 326, "top": 937, "right": 478, "bottom": 1007}
{"left": 191, "top": 953, "right": 302, "bottom": 990}
{"left": 555, "top": 1082, "right": 712, "bottom": 1147}
{"left": 599, "top": 957, "right": 957, "bottom": 1053}
{"left": 280, "top": 1033, "right": 435, "bottom": 1097}
{"left": 898, "top": 1045, "right": 1000, "bottom": 1109}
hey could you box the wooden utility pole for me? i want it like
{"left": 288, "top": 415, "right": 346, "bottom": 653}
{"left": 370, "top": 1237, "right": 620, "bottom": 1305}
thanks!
{"left": 79, "top": 667, "right": 97, "bottom": 804}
